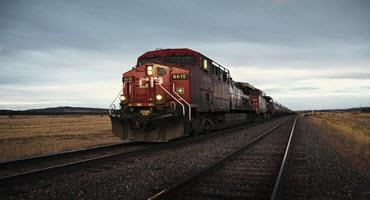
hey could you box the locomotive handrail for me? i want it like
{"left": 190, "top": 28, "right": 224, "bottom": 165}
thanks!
{"left": 156, "top": 83, "right": 186, "bottom": 117}
{"left": 109, "top": 82, "right": 125, "bottom": 116}
{"left": 211, "top": 61, "right": 230, "bottom": 74}
{"left": 172, "top": 83, "right": 192, "bottom": 121}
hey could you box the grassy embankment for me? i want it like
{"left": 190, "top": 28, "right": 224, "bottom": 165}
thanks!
{"left": 0, "top": 115, "right": 121, "bottom": 161}
{"left": 310, "top": 112, "right": 370, "bottom": 178}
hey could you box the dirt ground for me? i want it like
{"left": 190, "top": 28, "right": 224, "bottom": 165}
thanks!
{"left": 0, "top": 115, "right": 122, "bottom": 161}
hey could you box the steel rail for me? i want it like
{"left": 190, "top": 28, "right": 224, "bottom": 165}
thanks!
{"left": 0, "top": 142, "right": 127, "bottom": 165}
{"left": 148, "top": 117, "right": 293, "bottom": 200}
{"left": 270, "top": 116, "right": 297, "bottom": 200}
{"left": 0, "top": 143, "right": 157, "bottom": 183}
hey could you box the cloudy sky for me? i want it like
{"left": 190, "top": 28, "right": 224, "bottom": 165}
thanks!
{"left": 0, "top": 0, "right": 369, "bottom": 111}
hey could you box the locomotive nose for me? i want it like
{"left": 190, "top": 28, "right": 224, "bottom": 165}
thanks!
{"left": 128, "top": 64, "right": 167, "bottom": 106}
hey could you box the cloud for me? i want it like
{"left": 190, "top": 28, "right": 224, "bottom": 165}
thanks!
{"left": 0, "top": 0, "right": 369, "bottom": 110}
{"left": 278, "top": 95, "right": 370, "bottom": 111}
{"left": 0, "top": 48, "right": 136, "bottom": 84}
{"left": 192, "top": 41, "right": 370, "bottom": 68}
{"left": 272, "top": 0, "right": 290, "bottom": 5}
{"left": 1, "top": 1, "right": 369, "bottom": 50}
{"left": 0, "top": 81, "right": 120, "bottom": 110}
{"left": 324, "top": 72, "right": 370, "bottom": 80}
{"left": 225, "top": 66, "right": 370, "bottom": 109}
{"left": 228, "top": 66, "right": 370, "bottom": 85}
{"left": 289, "top": 86, "right": 320, "bottom": 91}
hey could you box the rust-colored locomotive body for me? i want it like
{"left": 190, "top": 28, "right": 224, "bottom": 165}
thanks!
{"left": 109, "top": 48, "right": 291, "bottom": 142}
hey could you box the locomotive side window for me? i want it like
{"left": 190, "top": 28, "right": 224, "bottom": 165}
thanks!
{"left": 215, "top": 67, "right": 221, "bottom": 80}
{"left": 211, "top": 64, "right": 215, "bottom": 74}
{"left": 203, "top": 59, "right": 209, "bottom": 72}
{"left": 215, "top": 67, "right": 220, "bottom": 76}
{"left": 222, "top": 72, "right": 227, "bottom": 82}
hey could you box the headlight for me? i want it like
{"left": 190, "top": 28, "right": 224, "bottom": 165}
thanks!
{"left": 119, "top": 95, "right": 126, "bottom": 101}
{"left": 155, "top": 94, "right": 163, "bottom": 101}
{"left": 147, "top": 65, "right": 153, "bottom": 76}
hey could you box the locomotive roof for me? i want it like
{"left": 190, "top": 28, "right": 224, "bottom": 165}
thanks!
{"left": 236, "top": 82, "right": 266, "bottom": 95}
{"left": 138, "top": 48, "right": 230, "bottom": 74}
{"left": 236, "top": 82, "right": 256, "bottom": 90}
{"left": 263, "top": 96, "right": 273, "bottom": 101}
{"left": 138, "top": 48, "right": 201, "bottom": 60}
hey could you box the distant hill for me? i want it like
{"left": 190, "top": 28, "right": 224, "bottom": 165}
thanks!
{"left": 0, "top": 106, "right": 109, "bottom": 115}
{"left": 297, "top": 106, "right": 370, "bottom": 113}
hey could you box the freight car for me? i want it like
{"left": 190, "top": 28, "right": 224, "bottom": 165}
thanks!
{"left": 109, "top": 48, "right": 291, "bottom": 142}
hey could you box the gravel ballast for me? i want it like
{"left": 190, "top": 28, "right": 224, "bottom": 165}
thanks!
{"left": 282, "top": 116, "right": 370, "bottom": 199}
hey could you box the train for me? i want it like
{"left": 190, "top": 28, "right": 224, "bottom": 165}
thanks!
{"left": 109, "top": 48, "right": 292, "bottom": 142}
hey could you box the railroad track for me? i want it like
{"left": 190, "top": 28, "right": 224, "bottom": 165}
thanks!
{"left": 0, "top": 142, "right": 155, "bottom": 183}
{"left": 0, "top": 118, "right": 267, "bottom": 184}
{"left": 149, "top": 116, "right": 297, "bottom": 200}
{"left": 0, "top": 116, "right": 291, "bottom": 189}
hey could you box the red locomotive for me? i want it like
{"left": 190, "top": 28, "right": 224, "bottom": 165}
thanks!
{"left": 109, "top": 48, "right": 291, "bottom": 142}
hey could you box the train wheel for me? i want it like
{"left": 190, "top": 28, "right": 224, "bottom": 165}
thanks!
{"left": 202, "top": 118, "right": 214, "bottom": 134}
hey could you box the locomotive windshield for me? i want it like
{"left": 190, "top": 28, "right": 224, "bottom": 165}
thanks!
{"left": 138, "top": 57, "right": 162, "bottom": 66}
{"left": 165, "top": 55, "right": 196, "bottom": 65}
{"left": 138, "top": 55, "right": 196, "bottom": 66}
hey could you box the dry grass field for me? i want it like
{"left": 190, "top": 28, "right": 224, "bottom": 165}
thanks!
{"left": 310, "top": 112, "right": 370, "bottom": 178}
{"left": 0, "top": 115, "right": 122, "bottom": 161}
